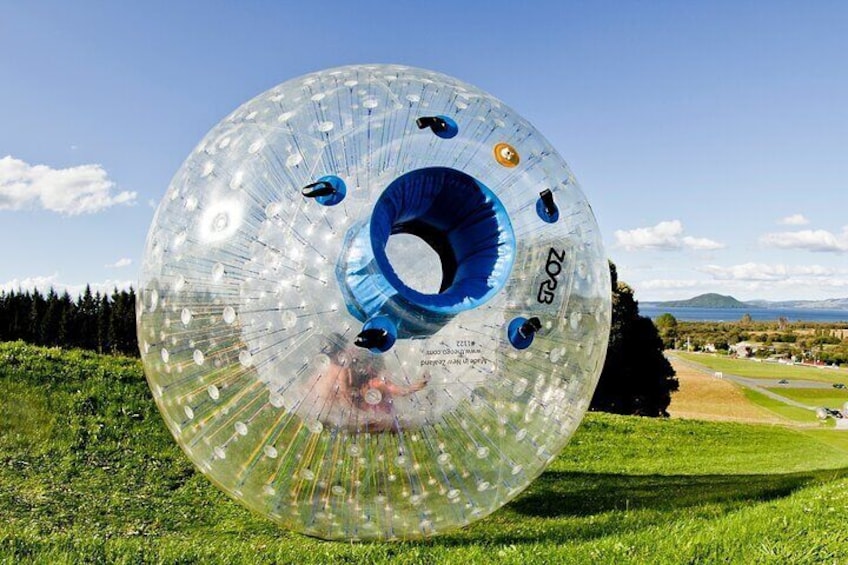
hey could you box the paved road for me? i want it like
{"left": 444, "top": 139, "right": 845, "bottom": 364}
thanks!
{"left": 717, "top": 375, "right": 816, "bottom": 410}
{"left": 733, "top": 377, "right": 838, "bottom": 390}
{"left": 668, "top": 354, "right": 821, "bottom": 411}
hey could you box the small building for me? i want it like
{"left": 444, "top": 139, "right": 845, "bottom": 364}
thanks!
{"left": 733, "top": 342, "right": 755, "bottom": 358}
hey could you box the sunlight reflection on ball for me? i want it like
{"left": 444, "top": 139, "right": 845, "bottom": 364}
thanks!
{"left": 138, "top": 64, "right": 611, "bottom": 540}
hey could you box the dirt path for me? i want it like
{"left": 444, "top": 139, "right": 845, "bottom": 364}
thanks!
{"left": 667, "top": 357, "right": 787, "bottom": 424}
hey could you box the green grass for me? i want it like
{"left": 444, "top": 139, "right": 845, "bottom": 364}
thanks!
{"left": 800, "top": 428, "right": 848, "bottom": 453}
{"left": 676, "top": 352, "right": 848, "bottom": 384}
{"left": 740, "top": 389, "right": 820, "bottom": 424}
{"left": 764, "top": 387, "right": 848, "bottom": 409}
{"left": 5, "top": 341, "right": 848, "bottom": 563}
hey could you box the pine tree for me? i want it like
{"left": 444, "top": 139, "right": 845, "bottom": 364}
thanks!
{"left": 40, "top": 288, "right": 62, "bottom": 346}
{"left": 29, "top": 289, "right": 47, "bottom": 345}
{"left": 58, "top": 291, "right": 76, "bottom": 346}
{"left": 76, "top": 285, "right": 97, "bottom": 350}
{"left": 97, "top": 292, "right": 112, "bottom": 353}
{"left": 14, "top": 291, "right": 31, "bottom": 342}
{"left": 0, "top": 291, "right": 8, "bottom": 341}
{"left": 110, "top": 288, "right": 138, "bottom": 356}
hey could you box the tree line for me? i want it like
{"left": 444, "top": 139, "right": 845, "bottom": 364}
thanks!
{"left": 654, "top": 314, "right": 848, "bottom": 365}
{"left": 0, "top": 286, "right": 137, "bottom": 356}
{"left": 1, "top": 261, "right": 678, "bottom": 417}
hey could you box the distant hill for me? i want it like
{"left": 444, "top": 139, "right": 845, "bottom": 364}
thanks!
{"left": 649, "top": 293, "right": 749, "bottom": 309}
{"left": 747, "top": 297, "right": 848, "bottom": 311}
{"left": 645, "top": 294, "right": 848, "bottom": 311}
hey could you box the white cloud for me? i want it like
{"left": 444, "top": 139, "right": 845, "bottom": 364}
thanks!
{"left": 700, "top": 262, "right": 840, "bottom": 281}
{"left": 634, "top": 274, "right": 848, "bottom": 302}
{"left": 615, "top": 220, "right": 683, "bottom": 250}
{"left": 0, "top": 274, "right": 61, "bottom": 294}
{"left": 639, "top": 279, "right": 702, "bottom": 290}
{"left": 0, "top": 274, "right": 133, "bottom": 296}
{"left": 780, "top": 214, "right": 809, "bottom": 226}
{"left": 760, "top": 227, "right": 848, "bottom": 253}
{"left": 106, "top": 258, "right": 132, "bottom": 269}
{"left": 614, "top": 220, "right": 724, "bottom": 251}
{"left": 624, "top": 260, "right": 848, "bottom": 302}
{"left": 0, "top": 155, "right": 136, "bottom": 215}
{"left": 681, "top": 236, "right": 725, "bottom": 251}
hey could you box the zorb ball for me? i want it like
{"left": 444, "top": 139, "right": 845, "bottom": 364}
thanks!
{"left": 137, "top": 64, "right": 611, "bottom": 540}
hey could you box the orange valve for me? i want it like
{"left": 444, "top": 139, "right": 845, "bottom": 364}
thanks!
{"left": 494, "top": 142, "right": 520, "bottom": 167}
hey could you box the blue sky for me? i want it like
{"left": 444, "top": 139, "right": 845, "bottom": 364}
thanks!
{"left": 1, "top": 1, "right": 846, "bottom": 302}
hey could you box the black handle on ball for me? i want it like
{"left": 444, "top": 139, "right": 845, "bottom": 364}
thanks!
{"left": 416, "top": 116, "right": 448, "bottom": 134}
{"left": 518, "top": 317, "right": 542, "bottom": 339}
{"left": 302, "top": 181, "right": 336, "bottom": 198}
{"left": 539, "top": 189, "right": 558, "bottom": 218}
{"left": 354, "top": 328, "right": 389, "bottom": 350}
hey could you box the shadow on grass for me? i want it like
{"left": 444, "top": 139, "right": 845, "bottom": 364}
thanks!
{"left": 431, "top": 467, "right": 848, "bottom": 546}
{"left": 509, "top": 467, "right": 848, "bottom": 518}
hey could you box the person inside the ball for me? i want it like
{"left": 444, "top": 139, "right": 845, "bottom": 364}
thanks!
{"left": 296, "top": 335, "right": 430, "bottom": 432}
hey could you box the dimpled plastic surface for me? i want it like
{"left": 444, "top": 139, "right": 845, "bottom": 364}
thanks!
{"left": 137, "top": 64, "right": 611, "bottom": 540}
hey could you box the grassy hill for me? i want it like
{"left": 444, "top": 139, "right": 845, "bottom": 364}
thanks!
{"left": 649, "top": 293, "right": 749, "bottom": 309}
{"left": 4, "top": 341, "right": 848, "bottom": 563}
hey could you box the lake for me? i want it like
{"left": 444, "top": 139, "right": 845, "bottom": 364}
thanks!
{"left": 640, "top": 305, "right": 848, "bottom": 323}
